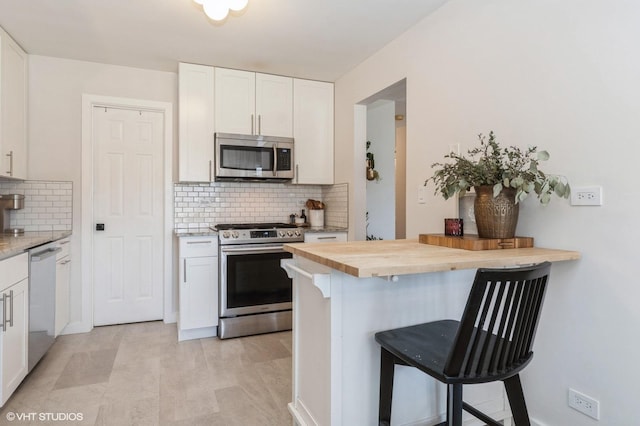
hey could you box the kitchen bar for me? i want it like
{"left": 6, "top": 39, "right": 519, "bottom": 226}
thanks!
{"left": 282, "top": 239, "right": 580, "bottom": 425}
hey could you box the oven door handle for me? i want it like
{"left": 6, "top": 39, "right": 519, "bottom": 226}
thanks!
{"left": 221, "top": 245, "right": 287, "bottom": 255}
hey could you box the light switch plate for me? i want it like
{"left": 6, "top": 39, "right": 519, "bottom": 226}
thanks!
{"left": 418, "top": 186, "right": 427, "bottom": 204}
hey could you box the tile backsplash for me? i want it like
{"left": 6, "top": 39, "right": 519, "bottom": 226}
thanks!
{"left": 0, "top": 180, "right": 73, "bottom": 231}
{"left": 174, "top": 182, "right": 348, "bottom": 230}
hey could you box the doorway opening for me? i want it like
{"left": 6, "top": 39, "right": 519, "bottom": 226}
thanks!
{"left": 358, "top": 79, "right": 406, "bottom": 240}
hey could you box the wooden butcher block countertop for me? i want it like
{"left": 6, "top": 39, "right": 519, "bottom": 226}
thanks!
{"left": 283, "top": 239, "right": 580, "bottom": 278}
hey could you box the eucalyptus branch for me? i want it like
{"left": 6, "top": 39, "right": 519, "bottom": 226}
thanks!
{"left": 425, "top": 131, "right": 570, "bottom": 205}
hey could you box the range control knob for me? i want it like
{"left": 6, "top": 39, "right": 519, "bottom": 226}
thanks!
{"left": 222, "top": 231, "right": 230, "bottom": 239}
{"left": 279, "top": 231, "right": 286, "bottom": 237}
{"left": 286, "top": 231, "right": 293, "bottom": 237}
{"left": 232, "top": 231, "right": 239, "bottom": 239}
{"left": 294, "top": 230, "right": 301, "bottom": 237}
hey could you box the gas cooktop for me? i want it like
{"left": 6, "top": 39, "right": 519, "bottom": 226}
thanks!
{"left": 213, "top": 222, "right": 303, "bottom": 244}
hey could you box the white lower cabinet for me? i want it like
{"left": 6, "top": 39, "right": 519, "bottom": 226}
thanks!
{"left": 0, "top": 253, "right": 29, "bottom": 407}
{"left": 55, "top": 238, "right": 71, "bottom": 337}
{"left": 178, "top": 236, "right": 218, "bottom": 341}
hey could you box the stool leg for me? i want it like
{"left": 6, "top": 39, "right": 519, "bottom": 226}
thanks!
{"left": 503, "top": 374, "right": 531, "bottom": 426}
{"left": 379, "top": 348, "right": 395, "bottom": 426}
{"left": 447, "top": 384, "right": 462, "bottom": 426}
{"left": 447, "top": 384, "right": 463, "bottom": 426}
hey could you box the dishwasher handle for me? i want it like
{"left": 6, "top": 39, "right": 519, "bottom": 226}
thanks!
{"left": 31, "top": 247, "right": 62, "bottom": 262}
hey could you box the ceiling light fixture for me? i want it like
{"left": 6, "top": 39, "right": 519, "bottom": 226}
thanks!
{"left": 194, "top": 0, "right": 248, "bottom": 22}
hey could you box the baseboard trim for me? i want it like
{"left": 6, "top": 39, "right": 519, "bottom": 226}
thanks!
{"left": 60, "top": 320, "right": 92, "bottom": 335}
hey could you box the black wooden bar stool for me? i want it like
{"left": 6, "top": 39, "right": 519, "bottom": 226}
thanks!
{"left": 375, "top": 262, "right": 551, "bottom": 426}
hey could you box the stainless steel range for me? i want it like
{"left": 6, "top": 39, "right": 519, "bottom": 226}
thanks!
{"left": 214, "top": 223, "right": 303, "bottom": 339}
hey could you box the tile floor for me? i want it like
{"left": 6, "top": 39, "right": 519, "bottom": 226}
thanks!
{"left": 0, "top": 322, "right": 292, "bottom": 426}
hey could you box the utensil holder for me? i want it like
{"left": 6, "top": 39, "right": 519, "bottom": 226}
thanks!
{"left": 309, "top": 209, "right": 324, "bottom": 228}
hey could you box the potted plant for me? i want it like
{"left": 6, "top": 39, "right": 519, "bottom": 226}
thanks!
{"left": 425, "top": 131, "right": 570, "bottom": 238}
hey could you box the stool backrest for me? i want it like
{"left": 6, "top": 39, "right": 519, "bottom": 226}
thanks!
{"left": 444, "top": 262, "right": 551, "bottom": 380}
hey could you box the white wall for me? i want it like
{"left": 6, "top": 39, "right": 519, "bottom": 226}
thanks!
{"left": 28, "top": 55, "right": 177, "bottom": 331}
{"left": 366, "top": 100, "right": 395, "bottom": 240}
{"left": 335, "top": 0, "right": 640, "bottom": 424}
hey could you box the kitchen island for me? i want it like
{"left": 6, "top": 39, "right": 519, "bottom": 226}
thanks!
{"left": 282, "top": 239, "right": 580, "bottom": 426}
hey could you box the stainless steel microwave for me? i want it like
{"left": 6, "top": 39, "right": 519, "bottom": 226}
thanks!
{"left": 214, "top": 133, "right": 294, "bottom": 182}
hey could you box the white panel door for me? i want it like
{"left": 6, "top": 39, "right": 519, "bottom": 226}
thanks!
{"left": 93, "top": 107, "right": 164, "bottom": 326}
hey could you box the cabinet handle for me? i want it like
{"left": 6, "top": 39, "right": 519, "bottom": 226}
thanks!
{"left": 317, "top": 236, "right": 337, "bottom": 240}
{"left": 209, "top": 160, "right": 213, "bottom": 182}
{"left": 272, "top": 145, "right": 277, "bottom": 177}
{"left": 258, "top": 115, "right": 262, "bottom": 135}
{"left": 183, "top": 258, "right": 187, "bottom": 283}
{"left": 7, "top": 290, "right": 13, "bottom": 328}
{"left": 0, "top": 293, "right": 5, "bottom": 332}
{"left": 186, "top": 240, "right": 213, "bottom": 245}
{"left": 60, "top": 259, "right": 71, "bottom": 265}
{"left": 251, "top": 114, "right": 255, "bottom": 135}
{"left": 296, "top": 164, "right": 299, "bottom": 184}
{"left": 6, "top": 150, "right": 13, "bottom": 176}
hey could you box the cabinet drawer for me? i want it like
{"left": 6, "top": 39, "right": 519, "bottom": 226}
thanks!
{"left": 179, "top": 236, "right": 218, "bottom": 258}
{"left": 304, "top": 232, "right": 347, "bottom": 243}
{"left": 0, "top": 252, "right": 28, "bottom": 291}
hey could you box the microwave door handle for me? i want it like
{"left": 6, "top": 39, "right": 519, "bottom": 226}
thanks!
{"left": 273, "top": 144, "right": 277, "bottom": 176}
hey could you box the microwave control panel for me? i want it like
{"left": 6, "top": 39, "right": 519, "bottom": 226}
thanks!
{"left": 276, "top": 148, "right": 292, "bottom": 171}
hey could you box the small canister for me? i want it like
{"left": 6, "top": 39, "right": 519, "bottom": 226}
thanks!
{"left": 444, "top": 218, "right": 463, "bottom": 237}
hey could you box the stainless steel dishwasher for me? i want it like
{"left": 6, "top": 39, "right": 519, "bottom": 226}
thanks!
{"left": 28, "top": 241, "right": 61, "bottom": 371}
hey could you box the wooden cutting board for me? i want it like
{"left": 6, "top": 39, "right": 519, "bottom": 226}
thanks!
{"left": 419, "top": 234, "right": 534, "bottom": 251}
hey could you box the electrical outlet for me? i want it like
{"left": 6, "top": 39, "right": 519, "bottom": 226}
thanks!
{"left": 570, "top": 186, "right": 603, "bottom": 206}
{"left": 568, "top": 388, "right": 600, "bottom": 420}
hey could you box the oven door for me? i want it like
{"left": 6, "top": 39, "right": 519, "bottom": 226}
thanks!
{"left": 220, "top": 243, "right": 293, "bottom": 317}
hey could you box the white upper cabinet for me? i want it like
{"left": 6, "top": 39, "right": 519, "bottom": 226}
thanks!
{"left": 178, "top": 65, "right": 334, "bottom": 184}
{"left": 0, "top": 28, "right": 28, "bottom": 180}
{"left": 215, "top": 68, "right": 293, "bottom": 137}
{"left": 293, "top": 79, "right": 334, "bottom": 185}
{"left": 255, "top": 73, "right": 293, "bottom": 138}
{"left": 178, "top": 63, "right": 215, "bottom": 182}
{"left": 215, "top": 68, "right": 255, "bottom": 135}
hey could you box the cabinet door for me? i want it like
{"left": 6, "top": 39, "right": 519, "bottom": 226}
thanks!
{"left": 55, "top": 256, "right": 71, "bottom": 337}
{"left": 215, "top": 68, "right": 255, "bottom": 135}
{"left": 1, "top": 278, "right": 28, "bottom": 406}
{"left": 179, "top": 256, "right": 218, "bottom": 331}
{"left": 293, "top": 79, "right": 334, "bottom": 185}
{"left": 178, "top": 63, "right": 215, "bottom": 182}
{"left": 256, "top": 73, "right": 293, "bottom": 137}
{"left": 0, "top": 30, "right": 28, "bottom": 180}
